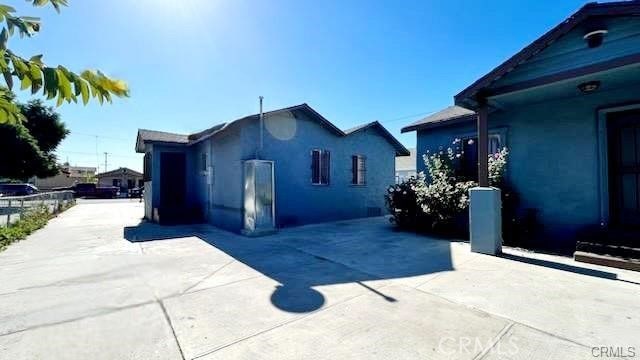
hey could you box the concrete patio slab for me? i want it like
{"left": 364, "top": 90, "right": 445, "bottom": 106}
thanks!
{"left": 418, "top": 248, "right": 640, "bottom": 348}
{"left": 481, "top": 324, "right": 589, "bottom": 360}
{"left": 0, "top": 302, "right": 182, "bottom": 360}
{"left": 197, "top": 284, "right": 509, "bottom": 360}
{"left": 0, "top": 201, "right": 638, "bottom": 359}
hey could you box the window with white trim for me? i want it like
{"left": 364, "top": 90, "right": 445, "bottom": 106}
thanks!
{"left": 311, "top": 149, "right": 330, "bottom": 185}
{"left": 351, "top": 155, "right": 366, "bottom": 185}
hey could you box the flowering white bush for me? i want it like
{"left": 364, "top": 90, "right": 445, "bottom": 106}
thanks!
{"left": 420, "top": 140, "right": 476, "bottom": 226}
{"left": 489, "top": 147, "right": 509, "bottom": 186}
{"left": 386, "top": 139, "right": 509, "bottom": 231}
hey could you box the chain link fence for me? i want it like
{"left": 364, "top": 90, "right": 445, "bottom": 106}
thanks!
{"left": 0, "top": 191, "right": 75, "bottom": 227}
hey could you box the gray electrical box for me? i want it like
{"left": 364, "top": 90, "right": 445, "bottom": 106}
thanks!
{"left": 242, "top": 160, "right": 276, "bottom": 236}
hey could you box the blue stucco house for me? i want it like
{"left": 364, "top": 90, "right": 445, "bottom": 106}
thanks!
{"left": 136, "top": 103, "right": 409, "bottom": 233}
{"left": 402, "top": 1, "right": 640, "bottom": 250}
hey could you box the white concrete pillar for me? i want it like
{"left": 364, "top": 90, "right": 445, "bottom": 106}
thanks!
{"left": 469, "top": 187, "right": 502, "bottom": 255}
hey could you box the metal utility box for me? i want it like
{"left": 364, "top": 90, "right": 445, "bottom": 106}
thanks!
{"left": 242, "top": 160, "right": 276, "bottom": 236}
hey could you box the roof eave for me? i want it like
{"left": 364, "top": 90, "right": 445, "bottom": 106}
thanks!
{"left": 454, "top": 1, "right": 640, "bottom": 107}
{"left": 347, "top": 121, "right": 410, "bottom": 156}
{"left": 401, "top": 114, "right": 477, "bottom": 133}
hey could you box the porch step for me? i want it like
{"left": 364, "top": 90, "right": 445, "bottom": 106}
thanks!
{"left": 574, "top": 251, "right": 640, "bottom": 272}
{"left": 575, "top": 241, "right": 640, "bottom": 260}
{"left": 576, "top": 228, "right": 638, "bottom": 246}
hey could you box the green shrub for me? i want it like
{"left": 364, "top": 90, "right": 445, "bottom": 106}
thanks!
{"left": 0, "top": 204, "right": 71, "bottom": 251}
{"left": 385, "top": 174, "right": 429, "bottom": 229}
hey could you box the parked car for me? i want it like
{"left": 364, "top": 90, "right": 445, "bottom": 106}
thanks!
{"left": 73, "top": 183, "right": 119, "bottom": 199}
{"left": 0, "top": 183, "right": 39, "bottom": 197}
{"left": 128, "top": 187, "right": 143, "bottom": 198}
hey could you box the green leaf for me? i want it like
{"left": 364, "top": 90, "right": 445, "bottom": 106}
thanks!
{"left": 56, "top": 66, "right": 76, "bottom": 103}
{"left": 29, "top": 54, "right": 43, "bottom": 65}
{"left": 0, "top": 51, "right": 7, "bottom": 69}
{"left": 43, "top": 66, "right": 57, "bottom": 99}
{"left": 30, "top": 0, "right": 68, "bottom": 13}
{"left": 29, "top": 63, "right": 42, "bottom": 94}
{"left": 0, "top": 5, "right": 15, "bottom": 17}
{"left": 55, "top": 67, "right": 72, "bottom": 102}
{"left": 79, "top": 79, "right": 89, "bottom": 105}
{"left": 56, "top": 91, "right": 64, "bottom": 106}
{"left": 11, "top": 55, "right": 28, "bottom": 78}
{"left": 20, "top": 74, "right": 31, "bottom": 90}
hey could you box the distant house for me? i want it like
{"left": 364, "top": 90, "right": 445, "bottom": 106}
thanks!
{"left": 96, "top": 167, "right": 143, "bottom": 192}
{"left": 30, "top": 165, "right": 96, "bottom": 190}
{"left": 395, "top": 148, "right": 416, "bottom": 183}
{"left": 402, "top": 1, "right": 640, "bottom": 250}
{"left": 135, "top": 103, "right": 409, "bottom": 233}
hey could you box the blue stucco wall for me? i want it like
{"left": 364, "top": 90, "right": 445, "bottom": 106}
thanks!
{"left": 255, "top": 111, "right": 396, "bottom": 227}
{"left": 416, "top": 85, "right": 640, "bottom": 247}
{"left": 175, "top": 111, "right": 397, "bottom": 231}
{"left": 186, "top": 136, "right": 241, "bottom": 230}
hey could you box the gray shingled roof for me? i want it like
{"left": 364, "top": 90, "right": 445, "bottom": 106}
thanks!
{"left": 188, "top": 123, "right": 227, "bottom": 142}
{"left": 135, "top": 129, "right": 189, "bottom": 153}
{"left": 136, "top": 104, "right": 410, "bottom": 156}
{"left": 96, "top": 167, "right": 143, "bottom": 178}
{"left": 344, "top": 121, "right": 410, "bottom": 156}
{"left": 401, "top": 106, "right": 475, "bottom": 133}
{"left": 137, "top": 129, "right": 189, "bottom": 144}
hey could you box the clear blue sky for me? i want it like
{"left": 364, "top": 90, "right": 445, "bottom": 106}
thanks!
{"left": 12, "top": 0, "right": 589, "bottom": 172}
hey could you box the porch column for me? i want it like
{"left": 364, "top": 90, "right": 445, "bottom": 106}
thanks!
{"left": 477, "top": 102, "right": 489, "bottom": 186}
{"left": 469, "top": 98, "right": 502, "bottom": 255}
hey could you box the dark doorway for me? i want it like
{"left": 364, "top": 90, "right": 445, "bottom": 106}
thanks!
{"left": 608, "top": 110, "right": 640, "bottom": 228}
{"left": 160, "top": 152, "right": 186, "bottom": 223}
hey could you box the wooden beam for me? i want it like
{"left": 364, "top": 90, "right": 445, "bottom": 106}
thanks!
{"left": 477, "top": 102, "right": 489, "bottom": 187}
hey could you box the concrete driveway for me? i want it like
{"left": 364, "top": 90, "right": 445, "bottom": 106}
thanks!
{"left": 1, "top": 201, "right": 639, "bottom": 359}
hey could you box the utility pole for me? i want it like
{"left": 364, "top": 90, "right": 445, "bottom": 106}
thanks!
{"left": 104, "top": 152, "right": 108, "bottom": 173}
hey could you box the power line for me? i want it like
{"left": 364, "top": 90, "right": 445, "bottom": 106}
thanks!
{"left": 380, "top": 109, "right": 439, "bottom": 124}
{"left": 56, "top": 150, "right": 141, "bottom": 159}
{"left": 71, "top": 131, "right": 132, "bottom": 142}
